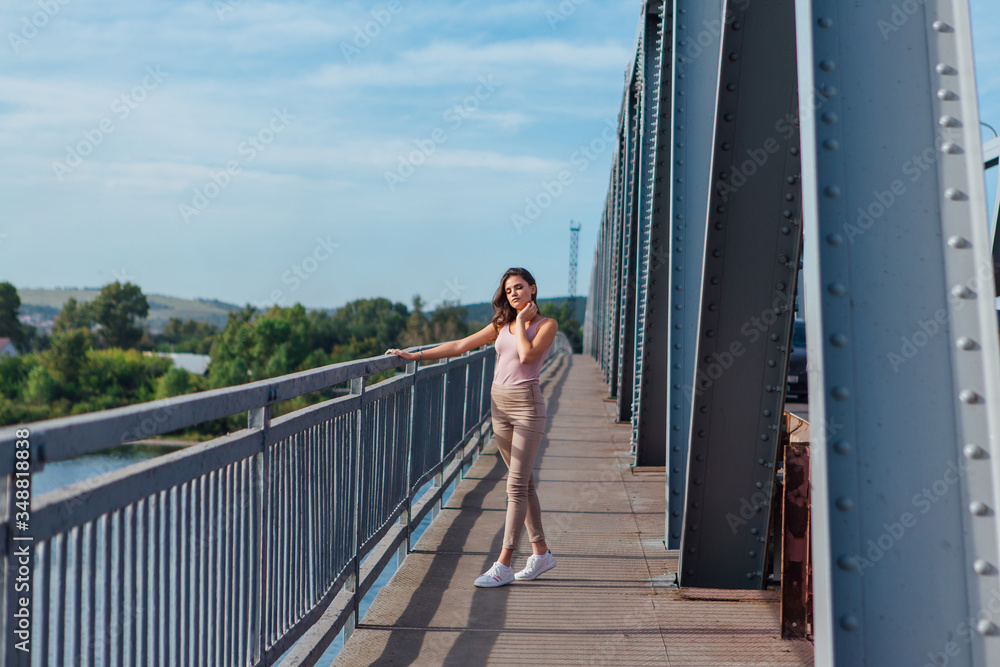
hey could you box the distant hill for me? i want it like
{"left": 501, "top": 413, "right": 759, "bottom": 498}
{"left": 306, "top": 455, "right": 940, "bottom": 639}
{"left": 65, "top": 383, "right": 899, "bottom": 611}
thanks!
{"left": 18, "top": 288, "right": 242, "bottom": 330}
{"left": 17, "top": 288, "right": 588, "bottom": 332}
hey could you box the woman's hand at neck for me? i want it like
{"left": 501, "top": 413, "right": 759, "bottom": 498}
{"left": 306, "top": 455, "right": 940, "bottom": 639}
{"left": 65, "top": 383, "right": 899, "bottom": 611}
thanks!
{"left": 515, "top": 300, "right": 539, "bottom": 327}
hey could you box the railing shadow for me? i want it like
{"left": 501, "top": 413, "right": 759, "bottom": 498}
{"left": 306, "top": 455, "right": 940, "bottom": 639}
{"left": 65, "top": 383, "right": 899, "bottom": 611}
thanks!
{"left": 357, "top": 354, "right": 573, "bottom": 665}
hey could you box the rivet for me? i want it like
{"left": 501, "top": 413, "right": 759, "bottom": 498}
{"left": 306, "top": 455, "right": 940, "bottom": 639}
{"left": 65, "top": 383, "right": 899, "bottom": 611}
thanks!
{"left": 821, "top": 84, "right": 837, "bottom": 98}
{"left": 750, "top": 528, "right": 759, "bottom": 535}
{"left": 932, "top": 20, "right": 954, "bottom": 32}
{"left": 823, "top": 139, "right": 839, "bottom": 150}
{"left": 826, "top": 233, "right": 844, "bottom": 245}
{"left": 833, "top": 440, "right": 852, "bottom": 455}
{"left": 690, "top": 524, "right": 699, "bottom": 531}
{"left": 936, "top": 63, "right": 958, "bottom": 75}
{"left": 783, "top": 209, "right": 793, "bottom": 218}
{"left": 758, "top": 458, "right": 766, "bottom": 464}
{"left": 837, "top": 555, "right": 856, "bottom": 570}
{"left": 941, "top": 142, "right": 963, "bottom": 154}
{"left": 956, "top": 337, "right": 976, "bottom": 350}
{"left": 726, "top": 82, "right": 737, "bottom": 92}
{"left": 715, "top": 222, "right": 724, "bottom": 230}
{"left": 819, "top": 59, "right": 836, "bottom": 72}
{"left": 964, "top": 444, "right": 986, "bottom": 459}
{"left": 951, "top": 285, "right": 973, "bottom": 299}
{"left": 721, "top": 142, "right": 731, "bottom": 150}
{"left": 974, "top": 559, "right": 994, "bottom": 575}
{"left": 760, "top": 434, "right": 769, "bottom": 441}
{"left": 729, "top": 52, "right": 739, "bottom": 61}
{"left": 780, "top": 223, "right": 789, "bottom": 233}
{"left": 763, "top": 410, "right": 772, "bottom": 417}
{"left": 960, "top": 389, "right": 979, "bottom": 404}
{"left": 827, "top": 282, "right": 847, "bottom": 295}
{"left": 831, "top": 386, "right": 851, "bottom": 401}
{"left": 770, "top": 334, "right": 780, "bottom": 341}
{"left": 746, "top": 573, "right": 754, "bottom": 580}
{"left": 731, "top": 21, "right": 742, "bottom": 31}
{"left": 945, "top": 187, "right": 967, "bottom": 200}
{"left": 821, "top": 111, "right": 838, "bottom": 124}
{"left": 947, "top": 235, "right": 971, "bottom": 248}
{"left": 724, "top": 113, "right": 734, "bottom": 122}
{"left": 831, "top": 333, "right": 848, "bottom": 347}
{"left": 696, "top": 454, "right": 704, "bottom": 462}
{"left": 840, "top": 616, "right": 859, "bottom": 631}
{"left": 767, "top": 360, "right": 776, "bottom": 367}
{"left": 776, "top": 282, "right": 786, "bottom": 291}
{"left": 977, "top": 619, "right": 998, "bottom": 635}
{"left": 786, "top": 175, "right": 797, "bottom": 184}
{"left": 749, "top": 550, "right": 757, "bottom": 557}
{"left": 824, "top": 185, "right": 841, "bottom": 198}
{"left": 937, "top": 89, "right": 959, "bottom": 101}
{"left": 755, "top": 481, "right": 764, "bottom": 488}
{"left": 835, "top": 496, "right": 854, "bottom": 511}
{"left": 789, "top": 147, "right": 799, "bottom": 155}
{"left": 713, "top": 249, "right": 722, "bottom": 257}
{"left": 818, "top": 17, "right": 833, "bottom": 28}
{"left": 717, "top": 205, "right": 726, "bottom": 213}
{"left": 970, "top": 501, "right": 989, "bottom": 516}
{"left": 939, "top": 115, "right": 962, "bottom": 128}
{"left": 710, "top": 277, "right": 720, "bottom": 285}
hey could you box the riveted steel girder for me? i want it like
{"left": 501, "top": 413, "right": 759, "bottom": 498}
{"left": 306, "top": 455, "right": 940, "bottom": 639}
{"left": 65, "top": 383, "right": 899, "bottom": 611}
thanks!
{"left": 677, "top": 0, "right": 803, "bottom": 589}
{"left": 797, "top": 0, "right": 1000, "bottom": 664}
{"left": 664, "top": 0, "right": 725, "bottom": 546}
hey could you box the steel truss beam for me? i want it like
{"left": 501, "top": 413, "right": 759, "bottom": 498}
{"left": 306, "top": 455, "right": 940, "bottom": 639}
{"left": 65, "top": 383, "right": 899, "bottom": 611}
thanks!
{"left": 664, "top": 0, "right": 725, "bottom": 545}
{"left": 797, "top": 0, "right": 1000, "bottom": 663}
{"left": 632, "top": 0, "right": 672, "bottom": 466}
{"left": 678, "top": 0, "right": 803, "bottom": 589}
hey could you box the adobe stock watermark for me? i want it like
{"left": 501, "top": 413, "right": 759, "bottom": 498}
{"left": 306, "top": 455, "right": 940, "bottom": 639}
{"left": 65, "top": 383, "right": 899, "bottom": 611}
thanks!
{"left": 213, "top": 0, "right": 242, "bottom": 21}
{"left": 844, "top": 456, "right": 968, "bottom": 578}
{"left": 51, "top": 66, "right": 168, "bottom": 181}
{"left": 924, "top": 587, "right": 1000, "bottom": 667}
{"left": 545, "top": 0, "right": 587, "bottom": 30}
{"left": 384, "top": 75, "right": 500, "bottom": 191}
{"left": 426, "top": 277, "right": 468, "bottom": 312}
{"left": 512, "top": 117, "right": 616, "bottom": 233}
{"left": 252, "top": 235, "right": 340, "bottom": 310}
{"left": 716, "top": 86, "right": 831, "bottom": 200}
{"left": 340, "top": 1, "right": 404, "bottom": 62}
{"left": 683, "top": 285, "right": 795, "bottom": 400}
{"left": 179, "top": 108, "right": 294, "bottom": 223}
{"left": 674, "top": 0, "right": 749, "bottom": 63}
{"left": 8, "top": 0, "right": 71, "bottom": 54}
{"left": 841, "top": 145, "right": 937, "bottom": 244}
{"left": 877, "top": 0, "right": 931, "bottom": 42}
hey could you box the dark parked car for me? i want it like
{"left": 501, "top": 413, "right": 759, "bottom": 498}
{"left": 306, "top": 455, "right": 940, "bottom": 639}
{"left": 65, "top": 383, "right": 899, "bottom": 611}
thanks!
{"left": 786, "top": 319, "right": 807, "bottom": 401}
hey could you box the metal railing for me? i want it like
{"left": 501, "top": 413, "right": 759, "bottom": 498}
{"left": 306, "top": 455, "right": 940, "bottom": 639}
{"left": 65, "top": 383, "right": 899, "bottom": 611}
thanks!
{"left": 0, "top": 333, "right": 571, "bottom": 666}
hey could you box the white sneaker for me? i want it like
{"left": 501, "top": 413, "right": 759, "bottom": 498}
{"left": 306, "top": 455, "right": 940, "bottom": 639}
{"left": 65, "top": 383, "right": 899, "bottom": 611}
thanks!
{"left": 474, "top": 561, "right": 514, "bottom": 588}
{"left": 514, "top": 551, "right": 557, "bottom": 581}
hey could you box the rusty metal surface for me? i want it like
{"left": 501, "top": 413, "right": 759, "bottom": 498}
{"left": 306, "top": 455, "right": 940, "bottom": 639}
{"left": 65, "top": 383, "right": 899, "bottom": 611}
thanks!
{"left": 335, "top": 356, "right": 814, "bottom": 666}
{"left": 781, "top": 441, "right": 812, "bottom": 639}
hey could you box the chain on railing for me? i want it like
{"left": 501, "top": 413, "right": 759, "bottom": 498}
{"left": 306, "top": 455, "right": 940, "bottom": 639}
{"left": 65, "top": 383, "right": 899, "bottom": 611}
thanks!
{"left": 0, "top": 331, "right": 570, "bottom": 667}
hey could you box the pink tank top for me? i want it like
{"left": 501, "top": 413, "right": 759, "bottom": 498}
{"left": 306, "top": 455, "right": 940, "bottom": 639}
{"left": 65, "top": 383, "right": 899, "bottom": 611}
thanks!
{"left": 493, "top": 317, "right": 550, "bottom": 386}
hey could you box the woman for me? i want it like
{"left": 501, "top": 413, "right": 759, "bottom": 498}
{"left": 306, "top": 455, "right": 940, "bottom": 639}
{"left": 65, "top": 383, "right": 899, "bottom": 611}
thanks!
{"left": 386, "top": 267, "right": 559, "bottom": 587}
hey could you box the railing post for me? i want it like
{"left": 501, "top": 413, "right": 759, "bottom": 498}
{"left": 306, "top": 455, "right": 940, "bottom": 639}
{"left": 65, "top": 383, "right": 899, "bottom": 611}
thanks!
{"left": 346, "top": 375, "right": 366, "bottom": 639}
{"left": 248, "top": 402, "right": 271, "bottom": 665}
{"left": 433, "top": 358, "right": 448, "bottom": 519}
{"left": 402, "top": 358, "right": 417, "bottom": 557}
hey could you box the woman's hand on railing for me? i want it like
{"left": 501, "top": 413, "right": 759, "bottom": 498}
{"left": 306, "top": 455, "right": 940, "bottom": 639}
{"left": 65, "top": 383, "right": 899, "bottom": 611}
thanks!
{"left": 385, "top": 348, "right": 418, "bottom": 361}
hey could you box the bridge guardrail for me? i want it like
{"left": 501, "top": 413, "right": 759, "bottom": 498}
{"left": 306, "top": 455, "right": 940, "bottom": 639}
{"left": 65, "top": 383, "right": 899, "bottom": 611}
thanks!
{"left": 0, "top": 330, "right": 570, "bottom": 667}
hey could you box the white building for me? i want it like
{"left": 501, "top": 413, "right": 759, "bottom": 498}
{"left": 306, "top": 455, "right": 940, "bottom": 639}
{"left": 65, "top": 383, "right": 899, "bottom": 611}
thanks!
{"left": 0, "top": 338, "right": 18, "bottom": 357}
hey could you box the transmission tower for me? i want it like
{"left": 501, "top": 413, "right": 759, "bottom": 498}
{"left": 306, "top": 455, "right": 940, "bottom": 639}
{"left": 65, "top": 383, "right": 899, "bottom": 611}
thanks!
{"left": 568, "top": 221, "right": 581, "bottom": 308}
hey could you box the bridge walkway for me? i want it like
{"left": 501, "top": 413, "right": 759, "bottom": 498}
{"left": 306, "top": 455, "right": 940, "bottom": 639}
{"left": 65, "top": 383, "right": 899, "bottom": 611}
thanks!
{"left": 334, "top": 354, "right": 814, "bottom": 666}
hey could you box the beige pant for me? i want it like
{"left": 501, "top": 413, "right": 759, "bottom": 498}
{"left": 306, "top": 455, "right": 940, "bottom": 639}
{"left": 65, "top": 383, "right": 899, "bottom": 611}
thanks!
{"left": 490, "top": 382, "right": 547, "bottom": 551}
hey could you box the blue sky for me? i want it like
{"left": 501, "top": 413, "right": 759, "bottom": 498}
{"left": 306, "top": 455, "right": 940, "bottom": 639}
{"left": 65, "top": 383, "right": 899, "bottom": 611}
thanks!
{"left": 0, "top": 0, "right": 998, "bottom": 313}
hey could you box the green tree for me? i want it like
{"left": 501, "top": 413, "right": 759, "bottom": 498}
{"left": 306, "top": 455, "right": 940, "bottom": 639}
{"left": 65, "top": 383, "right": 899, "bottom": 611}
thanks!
{"left": 53, "top": 297, "right": 94, "bottom": 333}
{"left": 90, "top": 282, "right": 149, "bottom": 349}
{"left": 539, "top": 300, "right": 582, "bottom": 352}
{"left": 43, "top": 329, "right": 91, "bottom": 389}
{"left": 0, "top": 282, "right": 25, "bottom": 350}
{"left": 155, "top": 317, "right": 217, "bottom": 354}
{"left": 399, "top": 296, "right": 429, "bottom": 348}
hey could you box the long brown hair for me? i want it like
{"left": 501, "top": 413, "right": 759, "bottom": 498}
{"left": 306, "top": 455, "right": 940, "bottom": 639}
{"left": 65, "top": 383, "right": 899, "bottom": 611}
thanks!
{"left": 491, "top": 267, "right": 537, "bottom": 334}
